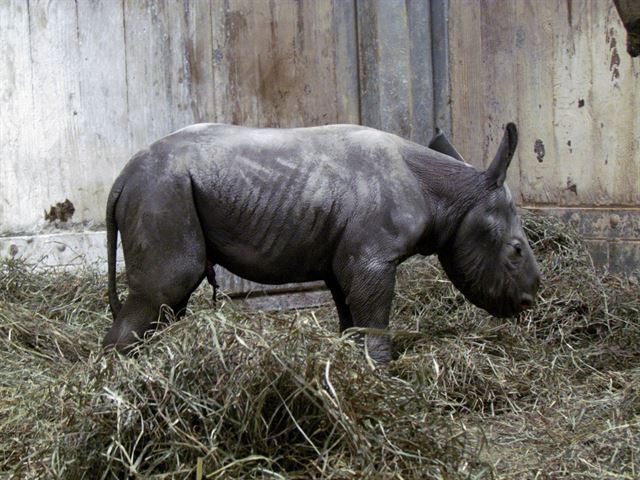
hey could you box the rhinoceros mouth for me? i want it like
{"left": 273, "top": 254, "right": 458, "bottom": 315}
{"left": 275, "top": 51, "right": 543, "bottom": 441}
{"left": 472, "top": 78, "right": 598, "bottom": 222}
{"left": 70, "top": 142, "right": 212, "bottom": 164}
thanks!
{"left": 475, "top": 289, "right": 532, "bottom": 318}
{"left": 485, "top": 303, "right": 518, "bottom": 319}
{"left": 438, "top": 251, "right": 537, "bottom": 319}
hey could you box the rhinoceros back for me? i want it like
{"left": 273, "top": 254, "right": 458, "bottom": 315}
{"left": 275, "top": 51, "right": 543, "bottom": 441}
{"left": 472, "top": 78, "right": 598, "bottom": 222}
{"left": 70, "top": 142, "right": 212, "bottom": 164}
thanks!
{"left": 145, "top": 124, "right": 428, "bottom": 284}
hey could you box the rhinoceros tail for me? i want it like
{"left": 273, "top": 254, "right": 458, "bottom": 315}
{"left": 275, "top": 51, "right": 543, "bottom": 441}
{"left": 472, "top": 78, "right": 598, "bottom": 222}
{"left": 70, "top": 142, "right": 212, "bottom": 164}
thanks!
{"left": 106, "top": 177, "right": 124, "bottom": 319}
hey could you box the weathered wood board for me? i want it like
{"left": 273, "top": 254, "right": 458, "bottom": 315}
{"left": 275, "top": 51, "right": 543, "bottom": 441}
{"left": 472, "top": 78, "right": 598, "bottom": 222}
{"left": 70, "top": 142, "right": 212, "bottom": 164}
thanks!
{"left": 448, "top": 0, "right": 640, "bottom": 274}
{"left": 357, "top": 0, "right": 451, "bottom": 145}
{"left": 210, "top": 0, "right": 359, "bottom": 128}
{"left": 1, "top": 0, "right": 360, "bottom": 233}
{"left": 449, "top": 0, "right": 640, "bottom": 206}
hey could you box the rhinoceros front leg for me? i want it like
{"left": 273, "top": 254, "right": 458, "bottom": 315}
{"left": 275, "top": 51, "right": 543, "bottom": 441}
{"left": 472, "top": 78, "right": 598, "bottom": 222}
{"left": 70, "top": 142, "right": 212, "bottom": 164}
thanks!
{"left": 334, "top": 260, "right": 397, "bottom": 363}
{"left": 325, "top": 276, "right": 353, "bottom": 332}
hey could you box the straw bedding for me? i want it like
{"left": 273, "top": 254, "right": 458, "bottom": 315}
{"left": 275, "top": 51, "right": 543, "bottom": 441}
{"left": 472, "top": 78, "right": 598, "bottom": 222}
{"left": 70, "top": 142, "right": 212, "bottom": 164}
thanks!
{"left": 1, "top": 213, "right": 638, "bottom": 478}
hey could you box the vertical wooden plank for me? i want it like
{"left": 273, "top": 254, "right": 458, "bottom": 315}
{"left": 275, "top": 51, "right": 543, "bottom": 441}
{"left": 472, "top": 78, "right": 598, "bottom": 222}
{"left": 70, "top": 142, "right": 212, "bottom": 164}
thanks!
{"left": 431, "top": 0, "right": 452, "bottom": 136}
{"left": 27, "top": 0, "right": 82, "bottom": 222}
{"left": 258, "top": 0, "right": 300, "bottom": 126}
{"left": 588, "top": 1, "right": 616, "bottom": 205}
{"left": 407, "top": 0, "right": 434, "bottom": 145}
{"left": 248, "top": 0, "right": 273, "bottom": 126}
{"left": 448, "top": 0, "right": 484, "bottom": 164}
{"left": 182, "top": 0, "right": 216, "bottom": 123}
{"left": 356, "top": 0, "right": 381, "bottom": 130}
{"left": 164, "top": 0, "right": 193, "bottom": 131}
{"left": 0, "top": 0, "right": 34, "bottom": 231}
{"left": 211, "top": 0, "right": 353, "bottom": 128}
{"left": 258, "top": 0, "right": 340, "bottom": 126}
{"left": 298, "top": 0, "right": 345, "bottom": 125}
{"left": 589, "top": 1, "right": 639, "bottom": 205}
{"left": 210, "top": 0, "right": 230, "bottom": 123}
{"left": 367, "top": 0, "right": 412, "bottom": 137}
{"left": 512, "top": 0, "right": 557, "bottom": 205}
{"left": 74, "top": 0, "right": 129, "bottom": 222}
{"left": 162, "top": 1, "right": 210, "bottom": 131}
{"left": 550, "top": 0, "right": 598, "bottom": 207}
{"left": 123, "top": 0, "right": 172, "bottom": 148}
{"left": 478, "top": 0, "right": 519, "bottom": 194}
{"left": 332, "top": 0, "right": 360, "bottom": 125}
{"left": 358, "top": 0, "right": 434, "bottom": 143}
{"left": 123, "top": 0, "right": 204, "bottom": 148}
{"left": 211, "top": 0, "right": 264, "bottom": 126}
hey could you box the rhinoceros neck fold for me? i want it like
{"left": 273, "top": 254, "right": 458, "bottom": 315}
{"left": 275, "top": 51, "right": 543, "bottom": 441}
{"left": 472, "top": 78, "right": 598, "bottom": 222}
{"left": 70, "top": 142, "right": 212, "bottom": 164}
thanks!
{"left": 403, "top": 146, "right": 486, "bottom": 254}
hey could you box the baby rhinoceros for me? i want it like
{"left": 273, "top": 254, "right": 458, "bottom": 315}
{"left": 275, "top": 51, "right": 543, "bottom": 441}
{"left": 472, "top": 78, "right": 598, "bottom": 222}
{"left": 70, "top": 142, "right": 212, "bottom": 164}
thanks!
{"left": 103, "top": 122, "right": 541, "bottom": 362}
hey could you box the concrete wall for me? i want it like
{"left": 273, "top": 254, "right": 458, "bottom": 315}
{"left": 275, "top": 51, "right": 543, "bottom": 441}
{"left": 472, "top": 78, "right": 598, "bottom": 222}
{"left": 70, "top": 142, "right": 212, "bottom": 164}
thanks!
{"left": 448, "top": 0, "right": 640, "bottom": 274}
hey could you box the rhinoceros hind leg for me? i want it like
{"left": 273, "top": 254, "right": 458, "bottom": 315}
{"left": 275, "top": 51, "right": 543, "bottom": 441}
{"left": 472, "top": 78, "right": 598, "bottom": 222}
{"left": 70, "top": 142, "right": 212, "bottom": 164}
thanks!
{"left": 174, "top": 273, "right": 207, "bottom": 318}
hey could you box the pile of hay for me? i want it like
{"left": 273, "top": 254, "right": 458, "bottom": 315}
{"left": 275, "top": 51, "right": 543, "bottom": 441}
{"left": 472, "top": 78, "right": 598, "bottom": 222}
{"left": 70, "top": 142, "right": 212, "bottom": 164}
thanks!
{"left": 1, "top": 214, "right": 638, "bottom": 478}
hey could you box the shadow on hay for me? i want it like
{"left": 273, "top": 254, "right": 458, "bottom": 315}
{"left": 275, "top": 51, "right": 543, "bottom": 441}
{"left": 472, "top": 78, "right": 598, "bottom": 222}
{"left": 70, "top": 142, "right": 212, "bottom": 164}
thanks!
{"left": 44, "top": 314, "right": 467, "bottom": 478}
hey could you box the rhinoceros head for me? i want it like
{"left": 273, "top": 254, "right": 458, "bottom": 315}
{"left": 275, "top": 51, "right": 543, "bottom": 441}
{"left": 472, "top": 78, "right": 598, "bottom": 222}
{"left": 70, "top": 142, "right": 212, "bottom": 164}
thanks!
{"left": 434, "top": 124, "right": 541, "bottom": 318}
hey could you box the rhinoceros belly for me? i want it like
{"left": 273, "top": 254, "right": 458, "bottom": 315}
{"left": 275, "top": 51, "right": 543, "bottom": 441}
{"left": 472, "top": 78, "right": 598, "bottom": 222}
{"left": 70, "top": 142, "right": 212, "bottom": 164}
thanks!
{"left": 190, "top": 158, "right": 356, "bottom": 284}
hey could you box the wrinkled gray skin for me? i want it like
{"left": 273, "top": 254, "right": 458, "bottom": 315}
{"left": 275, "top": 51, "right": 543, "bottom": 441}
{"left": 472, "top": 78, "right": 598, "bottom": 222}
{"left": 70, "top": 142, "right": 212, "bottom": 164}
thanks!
{"left": 104, "top": 122, "right": 541, "bottom": 362}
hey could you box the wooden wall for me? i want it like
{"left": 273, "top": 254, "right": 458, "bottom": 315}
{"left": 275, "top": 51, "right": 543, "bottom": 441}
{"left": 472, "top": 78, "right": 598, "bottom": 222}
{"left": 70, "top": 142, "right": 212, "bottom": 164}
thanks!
{"left": 357, "top": 0, "right": 450, "bottom": 146}
{"left": 1, "top": 0, "right": 452, "bottom": 301}
{"left": 3, "top": 1, "right": 639, "bottom": 276}
{"left": 0, "top": 0, "right": 359, "bottom": 234}
{"left": 448, "top": 0, "right": 640, "bottom": 273}
{"left": 1, "top": 0, "right": 453, "bottom": 226}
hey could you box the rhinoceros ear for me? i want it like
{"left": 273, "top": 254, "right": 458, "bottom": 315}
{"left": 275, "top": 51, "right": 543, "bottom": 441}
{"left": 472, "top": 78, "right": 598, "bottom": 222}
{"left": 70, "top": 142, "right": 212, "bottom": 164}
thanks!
{"left": 486, "top": 122, "right": 518, "bottom": 187}
{"left": 428, "top": 128, "right": 465, "bottom": 162}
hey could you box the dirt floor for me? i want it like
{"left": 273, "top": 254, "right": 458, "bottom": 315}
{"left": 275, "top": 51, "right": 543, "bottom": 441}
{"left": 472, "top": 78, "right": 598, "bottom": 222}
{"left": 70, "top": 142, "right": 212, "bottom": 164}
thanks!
{"left": 1, "top": 214, "right": 638, "bottom": 479}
